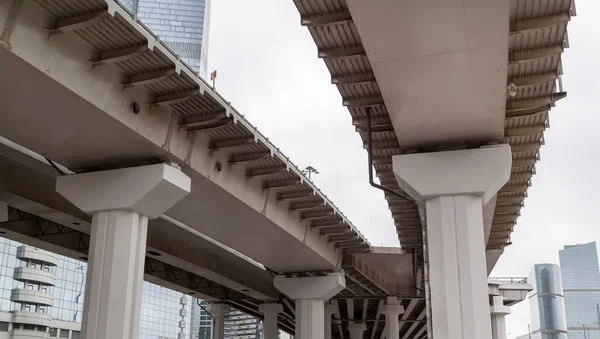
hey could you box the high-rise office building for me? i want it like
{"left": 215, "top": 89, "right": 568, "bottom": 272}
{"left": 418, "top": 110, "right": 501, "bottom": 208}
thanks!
{"left": 224, "top": 310, "right": 261, "bottom": 339}
{"left": 191, "top": 300, "right": 213, "bottom": 339}
{"left": 527, "top": 264, "right": 569, "bottom": 339}
{"left": 559, "top": 242, "right": 600, "bottom": 339}
{"left": 118, "top": 0, "right": 212, "bottom": 77}
{"left": 0, "top": 237, "right": 195, "bottom": 339}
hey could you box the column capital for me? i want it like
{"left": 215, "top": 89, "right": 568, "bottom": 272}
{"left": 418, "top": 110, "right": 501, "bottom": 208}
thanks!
{"left": 259, "top": 303, "right": 283, "bottom": 315}
{"left": 348, "top": 322, "right": 367, "bottom": 339}
{"left": 381, "top": 296, "right": 404, "bottom": 316}
{"left": 490, "top": 296, "right": 511, "bottom": 316}
{"left": 381, "top": 304, "right": 404, "bottom": 316}
{"left": 392, "top": 144, "right": 511, "bottom": 203}
{"left": 325, "top": 303, "right": 337, "bottom": 315}
{"left": 56, "top": 163, "right": 191, "bottom": 218}
{"left": 206, "top": 303, "right": 231, "bottom": 317}
{"left": 274, "top": 272, "right": 346, "bottom": 300}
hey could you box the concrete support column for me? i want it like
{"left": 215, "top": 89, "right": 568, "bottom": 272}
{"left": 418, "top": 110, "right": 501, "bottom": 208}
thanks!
{"left": 274, "top": 272, "right": 346, "bottom": 339}
{"left": 381, "top": 297, "right": 404, "bottom": 339}
{"left": 206, "top": 304, "right": 231, "bottom": 339}
{"left": 56, "top": 163, "right": 191, "bottom": 339}
{"left": 348, "top": 323, "right": 367, "bottom": 339}
{"left": 490, "top": 296, "right": 511, "bottom": 339}
{"left": 324, "top": 303, "right": 337, "bottom": 339}
{"left": 259, "top": 303, "right": 283, "bottom": 339}
{"left": 393, "top": 145, "right": 511, "bottom": 339}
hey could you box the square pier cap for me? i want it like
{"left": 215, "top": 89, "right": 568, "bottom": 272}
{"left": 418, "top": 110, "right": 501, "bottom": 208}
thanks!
{"left": 56, "top": 163, "right": 191, "bottom": 218}
{"left": 392, "top": 144, "right": 512, "bottom": 204}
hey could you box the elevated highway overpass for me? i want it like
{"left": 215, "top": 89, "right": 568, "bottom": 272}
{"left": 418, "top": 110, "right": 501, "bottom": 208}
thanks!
{"left": 0, "top": 0, "right": 573, "bottom": 338}
{"left": 292, "top": 0, "right": 575, "bottom": 338}
{"left": 0, "top": 1, "right": 425, "bottom": 339}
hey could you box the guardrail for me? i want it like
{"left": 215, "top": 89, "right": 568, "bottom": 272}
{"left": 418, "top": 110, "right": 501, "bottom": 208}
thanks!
{"left": 489, "top": 277, "right": 528, "bottom": 284}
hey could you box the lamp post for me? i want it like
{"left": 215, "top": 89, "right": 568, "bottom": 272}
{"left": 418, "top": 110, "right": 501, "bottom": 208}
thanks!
{"left": 301, "top": 166, "right": 319, "bottom": 180}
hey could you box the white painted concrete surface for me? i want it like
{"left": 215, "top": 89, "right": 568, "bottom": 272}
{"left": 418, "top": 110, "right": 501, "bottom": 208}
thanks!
{"left": 56, "top": 164, "right": 191, "bottom": 339}
{"left": 259, "top": 303, "right": 283, "bottom": 339}
{"left": 274, "top": 273, "right": 346, "bottom": 339}
{"left": 345, "top": 0, "right": 509, "bottom": 149}
{"left": 381, "top": 297, "right": 404, "bottom": 339}
{"left": 206, "top": 304, "right": 231, "bottom": 339}
{"left": 490, "top": 296, "right": 511, "bottom": 339}
{"left": 348, "top": 322, "right": 367, "bottom": 339}
{"left": 393, "top": 146, "right": 511, "bottom": 339}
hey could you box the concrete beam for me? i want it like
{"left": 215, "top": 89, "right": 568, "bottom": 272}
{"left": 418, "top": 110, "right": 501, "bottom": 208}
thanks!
{"left": 152, "top": 89, "right": 203, "bottom": 106}
{"left": 343, "top": 96, "right": 385, "bottom": 108}
{"left": 510, "top": 142, "right": 541, "bottom": 153}
{"left": 211, "top": 136, "right": 255, "bottom": 151}
{"left": 93, "top": 45, "right": 147, "bottom": 66}
{"left": 509, "top": 45, "right": 563, "bottom": 64}
{"left": 301, "top": 210, "right": 334, "bottom": 221}
{"left": 332, "top": 73, "right": 376, "bottom": 85}
{"left": 318, "top": 45, "right": 366, "bottom": 59}
{"left": 498, "top": 184, "right": 528, "bottom": 194}
{"left": 510, "top": 73, "right": 558, "bottom": 87}
{"left": 229, "top": 151, "right": 271, "bottom": 164}
{"left": 508, "top": 172, "right": 532, "bottom": 182}
{"left": 301, "top": 11, "right": 352, "bottom": 26}
{"left": 247, "top": 165, "right": 288, "bottom": 178}
{"left": 277, "top": 190, "right": 314, "bottom": 201}
{"left": 123, "top": 69, "right": 176, "bottom": 87}
{"left": 263, "top": 178, "right": 302, "bottom": 189}
{"left": 49, "top": 10, "right": 108, "bottom": 34}
{"left": 512, "top": 158, "right": 536, "bottom": 168}
{"left": 507, "top": 92, "right": 566, "bottom": 113}
{"left": 510, "top": 13, "right": 570, "bottom": 34}
{"left": 505, "top": 125, "right": 546, "bottom": 137}
{"left": 289, "top": 201, "right": 324, "bottom": 211}
{"left": 0, "top": 159, "right": 278, "bottom": 301}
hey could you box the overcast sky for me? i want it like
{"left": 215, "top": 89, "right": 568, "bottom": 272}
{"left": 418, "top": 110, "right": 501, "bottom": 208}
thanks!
{"left": 206, "top": 0, "right": 600, "bottom": 337}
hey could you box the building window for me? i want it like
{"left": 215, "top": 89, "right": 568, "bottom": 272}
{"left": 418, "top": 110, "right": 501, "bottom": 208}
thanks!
{"left": 49, "top": 328, "right": 58, "bottom": 337}
{"left": 59, "top": 329, "right": 69, "bottom": 338}
{"left": 0, "top": 322, "right": 8, "bottom": 332}
{"left": 23, "top": 324, "right": 34, "bottom": 330}
{"left": 72, "top": 331, "right": 81, "bottom": 339}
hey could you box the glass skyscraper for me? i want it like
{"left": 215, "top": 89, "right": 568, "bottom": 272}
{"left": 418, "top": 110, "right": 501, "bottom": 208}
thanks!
{"left": 0, "top": 237, "right": 195, "bottom": 339}
{"left": 527, "top": 264, "right": 569, "bottom": 339}
{"left": 118, "top": 0, "right": 212, "bottom": 77}
{"left": 559, "top": 242, "right": 600, "bottom": 339}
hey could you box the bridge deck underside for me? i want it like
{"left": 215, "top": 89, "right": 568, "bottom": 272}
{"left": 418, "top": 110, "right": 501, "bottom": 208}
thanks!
{"left": 292, "top": 0, "right": 574, "bottom": 253}
{"left": 13, "top": 0, "right": 371, "bottom": 266}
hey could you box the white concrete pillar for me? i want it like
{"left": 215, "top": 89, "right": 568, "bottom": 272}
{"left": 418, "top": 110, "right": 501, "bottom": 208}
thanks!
{"left": 324, "top": 303, "right": 337, "bottom": 339}
{"left": 381, "top": 297, "right": 404, "bottom": 339}
{"left": 348, "top": 323, "right": 367, "bottom": 339}
{"left": 206, "top": 304, "right": 231, "bottom": 339}
{"left": 259, "top": 303, "right": 283, "bottom": 339}
{"left": 274, "top": 272, "right": 346, "bottom": 339}
{"left": 56, "top": 163, "right": 191, "bottom": 339}
{"left": 490, "top": 296, "right": 511, "bottom": 339}
{"left": 393, "top": 145, "right": 511, "bottom": 339}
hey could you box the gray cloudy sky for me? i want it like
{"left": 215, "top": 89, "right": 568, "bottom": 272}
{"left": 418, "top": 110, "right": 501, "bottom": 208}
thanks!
{"left": 206, "top": 0, "right": 600, "bottom": 336}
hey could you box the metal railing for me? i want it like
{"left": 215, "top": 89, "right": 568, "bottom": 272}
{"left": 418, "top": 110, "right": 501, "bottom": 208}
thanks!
{"left": 489, "top": 277, "right": 528, "bottom": 284}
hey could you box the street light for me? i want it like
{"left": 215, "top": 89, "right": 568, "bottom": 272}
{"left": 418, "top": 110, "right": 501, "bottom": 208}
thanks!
{"left": 301, "top": 166, "right": 319, "bottom": 180}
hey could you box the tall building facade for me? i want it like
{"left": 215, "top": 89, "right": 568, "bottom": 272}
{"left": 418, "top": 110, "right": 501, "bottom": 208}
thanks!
{"left": 0, "top": 237, "right": 195, "bottom": 339}
{"left": 527, "top": 264, "right": 569, "bottom": 339}
{"left": 224, "top": 310, "right": 261, "bottom": 339}
{"left": 118, "top": 0, "right": 212, "bottom": 77}
{"left": 559, "top": 242, "right": 600, "bottom": 339}
{"left": 191, "top": 300, "right": 212, "bottom": 339}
